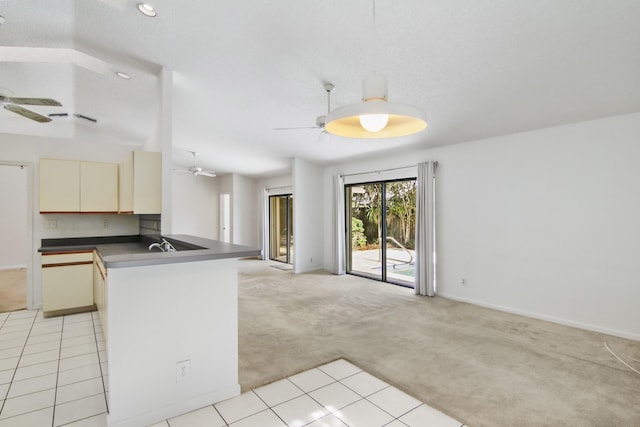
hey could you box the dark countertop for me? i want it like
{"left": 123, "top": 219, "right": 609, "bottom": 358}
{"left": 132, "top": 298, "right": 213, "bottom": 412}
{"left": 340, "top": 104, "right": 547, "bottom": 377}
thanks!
{"left": 39, "top": 234, "right": 261, "bottom": 268}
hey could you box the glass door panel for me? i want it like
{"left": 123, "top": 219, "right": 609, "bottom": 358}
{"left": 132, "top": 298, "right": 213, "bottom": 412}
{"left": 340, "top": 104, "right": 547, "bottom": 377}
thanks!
{"left": 347, "top": 184, "right": 382, "bottom": 280}
{"left": 269, "top": 194, "right": 293, "bottom": 264}
{"left": 385, "top": 180, "right": 416, "bottom": 286}
{"left": 288, "top": 196, "right": 294, "bottom": 264}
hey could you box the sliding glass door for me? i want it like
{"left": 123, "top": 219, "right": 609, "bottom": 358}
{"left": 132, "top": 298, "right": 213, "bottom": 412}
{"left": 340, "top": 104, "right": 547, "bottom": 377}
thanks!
{"left": 346, "top": 179, "right": 416, "bottom": 287}
{"left": 269, "top": 194, "right": 293, "bottom": 264}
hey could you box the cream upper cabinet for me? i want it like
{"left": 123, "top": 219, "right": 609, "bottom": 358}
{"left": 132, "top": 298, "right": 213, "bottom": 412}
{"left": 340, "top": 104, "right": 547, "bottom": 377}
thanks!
{"left": 80, "top": 161, "right": 119, "bottom": 212}
{"left": 40, "top": 159, "right": 81, "bottom": 212}
{"left": 40, "top": 159, "right": 119, "bottom": 213}
{"left": 119, "top": 150, "right": 162, "bottom": 214}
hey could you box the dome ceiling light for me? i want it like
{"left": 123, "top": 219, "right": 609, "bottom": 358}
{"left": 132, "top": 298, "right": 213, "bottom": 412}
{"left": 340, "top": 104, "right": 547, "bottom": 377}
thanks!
{"left": 325, "top": 76, "right": 427, "bottom": 139}
{"left": 137, "top": 3, "right": 157, "bottom": 17}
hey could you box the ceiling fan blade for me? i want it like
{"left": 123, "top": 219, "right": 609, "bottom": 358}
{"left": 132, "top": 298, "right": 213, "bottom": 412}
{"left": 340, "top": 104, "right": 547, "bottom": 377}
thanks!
{"left": 4, "top": 104, "right": 52, "bottom": 123}
{"left": 6, "top": 97, "right": 62, "bottom": 107}
{"left": 197, "top": 171, "right": 217, "bottom": 177}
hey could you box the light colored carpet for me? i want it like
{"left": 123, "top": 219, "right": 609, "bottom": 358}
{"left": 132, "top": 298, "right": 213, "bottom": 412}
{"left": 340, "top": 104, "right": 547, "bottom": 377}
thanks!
{"left": 270, "top": 263, "right": 294, "bottom": 271}
{"left": 0, "top": 268, "right": 27, "bottom": 313}
{"left": 237, "top": 259, "right": 640, "bottom": 426}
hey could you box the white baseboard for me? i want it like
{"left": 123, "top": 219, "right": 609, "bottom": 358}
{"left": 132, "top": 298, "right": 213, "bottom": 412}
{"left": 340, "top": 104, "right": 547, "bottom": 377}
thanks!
{"left": 438, "top": 292, "right": 640, "bottom": 342}
{"left": 108, "top": 384, "right": 240, "bottom": 427}
{"left": 294, "top": 266, "right": 325, "bottom": 274}
{"left": 0, "top": 265, "right": 27, "bottom": 270}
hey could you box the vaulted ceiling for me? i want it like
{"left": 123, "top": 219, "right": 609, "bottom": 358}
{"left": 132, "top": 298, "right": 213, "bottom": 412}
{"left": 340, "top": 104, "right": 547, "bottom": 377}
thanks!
{"left": 2, "top": 0, "right": 639, "bottom": 176}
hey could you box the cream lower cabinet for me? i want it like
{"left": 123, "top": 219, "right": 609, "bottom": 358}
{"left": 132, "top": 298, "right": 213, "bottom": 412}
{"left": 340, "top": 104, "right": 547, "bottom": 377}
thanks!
{"left": 42, "top": 251, "right": 94, "bottom": 315}
{"left": 94, "top": 251, "right": 108, "bottom": 343}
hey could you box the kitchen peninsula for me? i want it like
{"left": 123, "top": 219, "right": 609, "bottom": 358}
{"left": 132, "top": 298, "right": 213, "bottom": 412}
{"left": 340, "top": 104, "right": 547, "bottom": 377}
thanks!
{"left": 40, "top": 235, "right": 260, "bottom": 427}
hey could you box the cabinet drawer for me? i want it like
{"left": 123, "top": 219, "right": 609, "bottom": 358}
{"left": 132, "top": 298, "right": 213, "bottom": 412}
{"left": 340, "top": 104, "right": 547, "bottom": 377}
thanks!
{"left": 42, "top": 252, "right": 94, "bottom": 266}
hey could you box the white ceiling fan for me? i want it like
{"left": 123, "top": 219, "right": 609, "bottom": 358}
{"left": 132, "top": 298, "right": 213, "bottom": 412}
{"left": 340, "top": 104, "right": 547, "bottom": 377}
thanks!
{"left": 0, "top": 94, "right": 63, "bottom": 123}
{"left": 273, "top": 82, "right": 334, "bottom": 133}
{"left": 175, "top": 151, "right": 217, "bottom": 177}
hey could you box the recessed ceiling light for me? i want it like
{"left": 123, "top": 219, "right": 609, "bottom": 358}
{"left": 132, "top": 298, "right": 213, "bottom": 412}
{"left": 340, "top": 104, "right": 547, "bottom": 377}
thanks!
{"left": 137, "top": 3, "right": 157, "bottom": 17}
{"left": 116, "top": 71, "right": 131, "bottom": 80}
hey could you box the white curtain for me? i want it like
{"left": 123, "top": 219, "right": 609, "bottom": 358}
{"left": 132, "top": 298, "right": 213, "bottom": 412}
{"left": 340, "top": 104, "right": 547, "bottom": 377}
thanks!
{"left": 332, "top": 174, "right": 346, "bottom": 274}
{"left": 261, "top": 189, "right": 269, "bottom": 260}
{"left": 415, "top": 162, "right": 436, "bottom": 296}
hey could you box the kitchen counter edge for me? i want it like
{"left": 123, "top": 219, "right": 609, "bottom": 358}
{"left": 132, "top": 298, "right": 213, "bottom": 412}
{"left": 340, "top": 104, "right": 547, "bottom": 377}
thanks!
{"left": 39, "top": 234, "right": 261, "bottom": 269}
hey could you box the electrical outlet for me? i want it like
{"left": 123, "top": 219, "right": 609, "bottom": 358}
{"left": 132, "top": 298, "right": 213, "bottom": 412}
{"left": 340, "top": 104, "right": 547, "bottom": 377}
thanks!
{"left": 103, "top": 218, "right": 109, "bottom": 228}
{"left": 176, "top": 360, "right": 190, "bottom": 383}
{"left": 46, "top": 220, "right": 57, "bottom": 229}
{"left": 310, "top": 257, "right": 313, "bottom": 263}
{"left": 461, "top": 278, "right": 466, "bottom": 285}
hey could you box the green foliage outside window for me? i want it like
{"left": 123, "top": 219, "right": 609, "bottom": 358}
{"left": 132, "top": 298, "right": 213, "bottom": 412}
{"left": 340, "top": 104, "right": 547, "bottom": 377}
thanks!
{"left": 351, "top": 217, "right": 367, "bottom": 248}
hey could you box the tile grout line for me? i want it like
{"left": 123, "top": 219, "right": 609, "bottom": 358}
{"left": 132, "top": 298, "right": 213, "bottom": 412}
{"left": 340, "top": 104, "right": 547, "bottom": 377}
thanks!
{"left": 250, "top": 387, "right": 289, "bottom": 427}
{"left": 294, "top": 365, "right": 421, "bottom": 426}
{"left": 57, "top": 409, "right": 108, "bottom": 427}
{"left": 210, "top": 404, "right": 228, "bottom": 427}
{"left": 0, "top": 311, "right": 117, "bottom": 426}
{"left": 0, "top": 310, "right": 38, "bottom": 418}
{"left": 91, "top": 313, "right": 109, "bottom": 414}
{"left": 329, "top": 368, "right": 433, "bottom": 423}
{"left": 215, "top": 390, "right": 263, "bottom": 426}
{"left": 51, "top": 311, "right": 67, "bottom": 427}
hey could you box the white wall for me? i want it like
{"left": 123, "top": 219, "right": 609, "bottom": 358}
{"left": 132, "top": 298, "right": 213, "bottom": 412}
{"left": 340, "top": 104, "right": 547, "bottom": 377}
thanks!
{"left": 0, "top": 164, "right": 28, "bottom": 269}
{"left": 232, "top": 174, "right": 258, "bottom": 247}
{"left": 256, "top": 175, "right": 293, "bottom": 194}
{"left": 171, "top": 174, "right": 219, "bottom": 240}
{"left": 323, "top": 112, "right": 640, "bottom": 340}
{"left": 293, "top": 158, "right": 324, "bottom": 273}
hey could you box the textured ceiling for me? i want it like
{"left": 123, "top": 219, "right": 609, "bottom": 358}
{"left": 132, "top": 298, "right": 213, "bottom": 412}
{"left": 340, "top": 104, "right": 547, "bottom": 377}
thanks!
{"left": 1, "top": 0, "right": 639, "bottom": 176}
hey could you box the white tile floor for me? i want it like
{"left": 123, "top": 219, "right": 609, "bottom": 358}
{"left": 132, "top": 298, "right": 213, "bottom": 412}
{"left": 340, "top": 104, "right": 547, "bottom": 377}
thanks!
{"left": 1, "top": 310, "right": 465, "bottom": 427}
{"left": 0, "top": 310, "right": 107, "bottom": 426}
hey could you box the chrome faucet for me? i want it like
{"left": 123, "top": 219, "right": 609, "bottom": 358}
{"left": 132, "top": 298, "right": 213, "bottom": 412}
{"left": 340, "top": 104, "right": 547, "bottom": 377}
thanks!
{"left": 161, "top": 238, "right": 177, "bottom": 252}
{"left": 148, "top": 242, "right": 164, "bottom": 251}
{"left": 148, "top": 238, "right": 177, "bottom": 252}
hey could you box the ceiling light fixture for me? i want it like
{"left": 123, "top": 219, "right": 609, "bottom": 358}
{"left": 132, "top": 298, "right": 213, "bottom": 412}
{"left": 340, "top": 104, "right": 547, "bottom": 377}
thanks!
{"left": 116, "top": 71, "right": 131, "bottom": 80}
{"left": 137, "top": 3, "right": 157, "bottom": 17}
{"left": 325, "top": 76, "right": 427, "bottom": 139}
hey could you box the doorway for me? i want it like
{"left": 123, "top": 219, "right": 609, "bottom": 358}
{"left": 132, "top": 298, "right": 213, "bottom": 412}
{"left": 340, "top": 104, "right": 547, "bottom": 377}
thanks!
{"left": 346, "top": 179, "right": 416, "bottom": 287}
{"left": 0, "top": 164, "right": 29, "bottom": 312}
{"left": 269, "top": 194, "right": 293, "bottom": 264}
{"left": 220, "top": 193, "right": 231, "bottom": 243}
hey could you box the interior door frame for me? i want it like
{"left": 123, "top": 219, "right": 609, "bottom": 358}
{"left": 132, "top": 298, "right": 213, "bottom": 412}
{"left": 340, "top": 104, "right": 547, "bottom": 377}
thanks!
{"left": 345, "top": 178, "right": 416, "bottom": 288}
{"left": 269, "top": 193, "right": 293, "bottom": 264}
{"left": 0, "top": 161, "right": 34, "bottom": 309}
{"left": 220, "top": 193, "right": 231, "bottom": 243}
